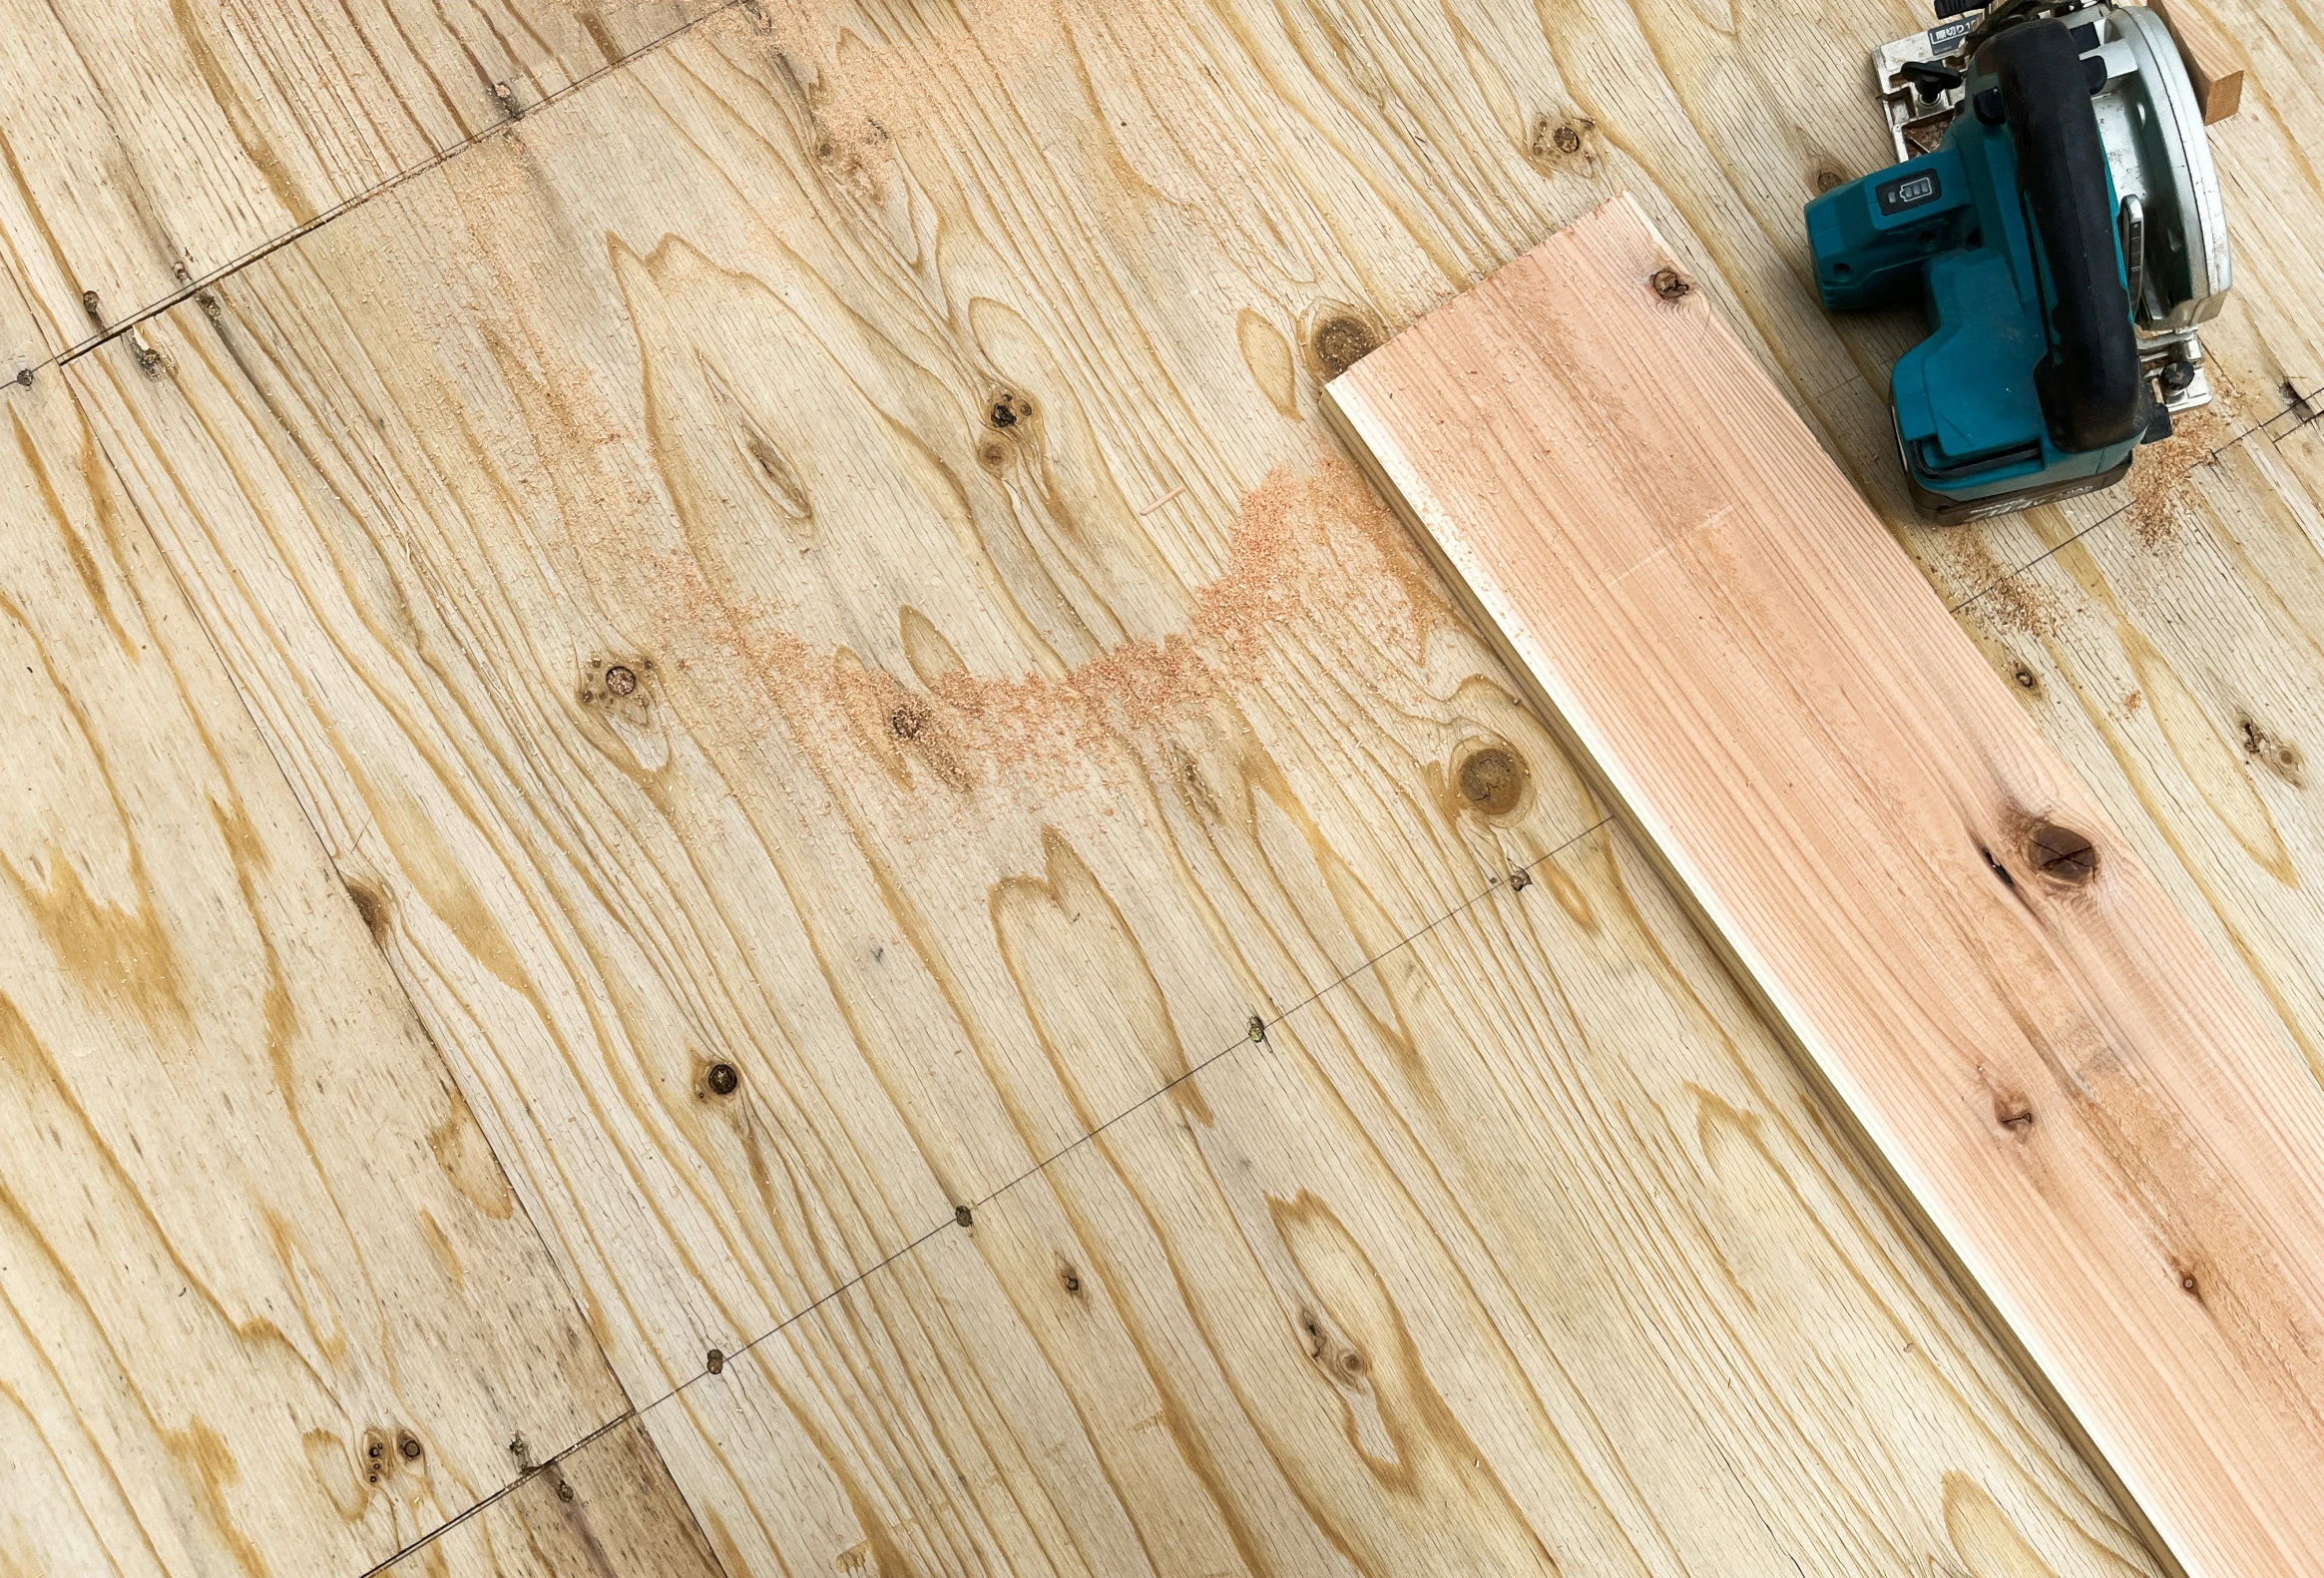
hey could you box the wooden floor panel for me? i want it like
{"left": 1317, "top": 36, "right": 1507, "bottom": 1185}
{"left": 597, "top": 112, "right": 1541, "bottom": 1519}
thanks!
{"left": 0, "top": 0, "right": 721, "bottom": 363}
{"left": 54, "top": 5, "right": 2181, "bottom": 1569}
{"left": 643, "top": 823, "right": 2158, "bottom": 1578}
{"left": 4, "top": 0, "right": 2321, "bottom": 1572}
{"left": 378, "top": 1422, "right": 723, "bottom": 1578}
{"left": 0, "top": 369, "right": 630, "bottom": 1576}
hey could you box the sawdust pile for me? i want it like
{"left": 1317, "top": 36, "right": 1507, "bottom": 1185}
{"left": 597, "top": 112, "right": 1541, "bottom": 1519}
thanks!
{"left": 919, "top": 458, "right": 1439, "bottom": 760}
{"left": 2126, "top": 405, "right": 2230, "bottom": 550}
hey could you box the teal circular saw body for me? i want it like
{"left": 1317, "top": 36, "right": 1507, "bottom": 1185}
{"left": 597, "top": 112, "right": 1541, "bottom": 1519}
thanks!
{"left": 1806, "top": 0, "right": 2231, "bottom": 524}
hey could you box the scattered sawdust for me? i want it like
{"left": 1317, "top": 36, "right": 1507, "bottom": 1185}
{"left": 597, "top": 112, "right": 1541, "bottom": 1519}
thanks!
{"left": 1932, "top": 525, "right": 2064, "bottom": 638}
{"left": 2126, "top": 406, "right": 2231, "bottom": 550}
{"left": 1979, "top": 573, "right": 2065, "bottom": 638}
{"left": 609, "top": 456, "right": 1448, "bottom": 811}
{"left": 895, "top": 462, "right": 1424, "bottom": 759}
{"left": 1933, "top": 402, "right": 2235, "bottom": 635}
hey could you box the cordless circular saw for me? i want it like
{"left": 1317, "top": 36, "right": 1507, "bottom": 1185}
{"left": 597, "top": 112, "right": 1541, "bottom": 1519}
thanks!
{"left": 1806, "top": 0, "right": 2232, "bottom": 524}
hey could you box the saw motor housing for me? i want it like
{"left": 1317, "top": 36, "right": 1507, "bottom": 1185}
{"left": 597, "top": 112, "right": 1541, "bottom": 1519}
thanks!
{"left": 1806, "top": 1, "right": 2230, "bottom": 523}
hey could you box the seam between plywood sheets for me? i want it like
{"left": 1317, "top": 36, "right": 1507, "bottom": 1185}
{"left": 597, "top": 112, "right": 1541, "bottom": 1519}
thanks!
{"left": 13, "top": 1, "right": 753, "bottom": 382}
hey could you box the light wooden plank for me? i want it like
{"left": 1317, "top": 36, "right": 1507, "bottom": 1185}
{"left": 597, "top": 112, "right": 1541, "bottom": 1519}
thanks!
{"left": 1324, "top": 193, "right": 2324, "bottom": 1578}
{"left": 377, "top": 1421, "right": 722, "bottom": 1578}
{"left": 0, "top": 371, "right": 627, "bottom": 1575}
{"left": 60, "top": 15, "right": 2182, "bottom": 1568}
{"left": 1945, "top": 418, "right": 2324, "bottom": 1095}
{"left": 0, "top": 0, "right": 718, "bottom": 354}
{"left": 649, "top": 820, "right": 2161, "bottom": 1578}
{"left": 2143, "top": 0, "right": 2248, "bottom": 123}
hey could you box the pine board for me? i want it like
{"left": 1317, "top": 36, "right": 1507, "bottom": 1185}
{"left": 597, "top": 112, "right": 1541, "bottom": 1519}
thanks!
{"left": 0, "top": 0, "right": 719, "bottom": 362}
{"left": 59, "top": 9, "right": 2182, "bottom": 1571}
{"left": 0, "top": 372, "right": 628, "bottom": 1576}
{"left": 376, "top": 1422, "right": 723, "bottom": 1578}
{"left": 1324, "top": 194, "right": 2324, "bottom": 1578}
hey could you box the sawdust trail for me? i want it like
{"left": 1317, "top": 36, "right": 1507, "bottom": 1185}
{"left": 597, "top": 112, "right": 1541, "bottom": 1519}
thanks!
{"left": 718, "top": 460, "right": 1437, "bottom": 794}
{"left": 2126, "top": 406, "right": 2230, "bottom": 550}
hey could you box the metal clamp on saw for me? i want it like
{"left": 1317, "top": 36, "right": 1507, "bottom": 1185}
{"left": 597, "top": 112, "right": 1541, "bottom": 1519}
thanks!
{"left": 1805, "top": 0, "right": 2232, "bottom": 524}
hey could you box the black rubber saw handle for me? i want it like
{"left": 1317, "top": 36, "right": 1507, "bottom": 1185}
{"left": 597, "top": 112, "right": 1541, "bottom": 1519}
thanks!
{"left": 1981, "top": 19, "right": 2142, "bottom": 452}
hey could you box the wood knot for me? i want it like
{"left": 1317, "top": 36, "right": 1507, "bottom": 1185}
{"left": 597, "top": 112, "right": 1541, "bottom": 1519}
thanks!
{"left": 346, "top": 880, "right": 390, "bottom": 941}
{"left": 2013, "top": 665, "right": 2040, "bottom": 691}
{"left": 2238, "top": 715, "right": 2306, "bottom": 787}
{"left": 987, "top": 391, "right": 1033, "bottom": 430}
{"left": 397, "top": 1432, "right": 423, "bottom": 1461}
{"left": 2026, "top": 821, "right": 2098, "bottom": 886}
{"left": 704, "top": 1062, "right": 739, "bottom": 1097}
{"left": 890, "top": 700, "right": 928, "bottom": 740}
{"left": 954, "top": 1204, "right": 975, "bottom": 1229}
{"left": 1650, "top": 267, "right": 1693, "bottom": 301}
{"left": 1308, "top": 314, "right": 1380, "bottom": 378}
{"left": 706, "top": 1347, "right": 725, "bottom": 1374}
{"left": 1455, "top": 745, "right": 1528, "bottom": 817}
{"left": 1815, "top": 168, "right": 1846, "bottom": 193}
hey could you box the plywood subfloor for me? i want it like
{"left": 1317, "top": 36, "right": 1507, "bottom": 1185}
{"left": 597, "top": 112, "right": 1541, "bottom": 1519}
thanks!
{"left": 4, "top": 0, "right": 2320, "bottom": 1573}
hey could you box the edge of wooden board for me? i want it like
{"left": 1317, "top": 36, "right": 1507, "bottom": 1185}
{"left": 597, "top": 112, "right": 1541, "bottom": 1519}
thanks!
{"left": 1318, "top": 194, "right": 2193, "bottom": 1578}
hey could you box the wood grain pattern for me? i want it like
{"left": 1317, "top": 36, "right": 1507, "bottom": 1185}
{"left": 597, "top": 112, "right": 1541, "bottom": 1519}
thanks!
{"left": 647, "top": 818, "right": 2161, "bottom": 1578}
{"left": 1325, "top": 193, "right": 2324, "bottom": 1578}
{"left": 2143, "top": 0, "right": 2247, "bottom": 122}
{"left": 1942, "top": 418, "right": 2324, "bottom": 1098}
{"left": 17, "top": 0, "right": 2324, "bottom": 1570}
{"left": 0, "top": 371, "right": 628, "bottom": 1575}
{"left": 377, "top": 1422, "right": 723, "bottom": 1578}
{"left": 0, "top": 0, "right": 718, "bottom": 357}
{"left": 59, "top": 8, "right": 2190, "bottom": 1569}
{"left": 1, "top": 249, "right": 42, "bottom": 373}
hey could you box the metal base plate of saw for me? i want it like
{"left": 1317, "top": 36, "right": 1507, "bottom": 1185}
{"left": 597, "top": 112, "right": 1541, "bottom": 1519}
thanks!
{"left": 1812, "top": 1, "right": 2233, "bottom": 523}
